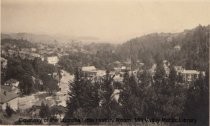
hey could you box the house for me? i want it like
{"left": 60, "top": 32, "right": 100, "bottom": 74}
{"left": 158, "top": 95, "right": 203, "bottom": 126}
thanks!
{"left": 121, "top": 66, "right": 128, "bottom": 72}
{"left": 47, "top": 56, "right": 59, "bottom": 65}
{"left": 81, "top": 66, "right": 97, "bottom": 77}
{"left": 4, "top": 79, "right": 19, "bottom": 87}
{"left": 4, "top": 79, "right": 20, "bottom": 94}
{"left": 31, "top": 48, "right": 37, "bottom": 52}
{"left": 174, "top": 45, "right": 181, "bottom": 51}
{"left": 180, "top": 70, "right": 200, "bottom": 82}
{"left": 113, "top": 61, "right": 122, "bottom": 67}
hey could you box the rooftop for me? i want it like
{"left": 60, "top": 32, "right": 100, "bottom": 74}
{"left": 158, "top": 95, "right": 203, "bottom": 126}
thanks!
{"left": 181, "top": 70, "right": 200, "bottom": 74}
{"left": 82, "top": 66, "right": 96, "bottom": 72}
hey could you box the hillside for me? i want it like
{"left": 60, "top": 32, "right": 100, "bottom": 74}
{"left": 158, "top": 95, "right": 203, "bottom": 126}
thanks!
{"left": 117, "top": 25, "right": 210, "bottom": 70}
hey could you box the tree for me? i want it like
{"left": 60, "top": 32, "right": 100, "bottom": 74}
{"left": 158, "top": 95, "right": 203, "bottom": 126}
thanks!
{"left": 65, "top": 68, "right": 83, "bottom": 119}
{"left": 119, "top": 70, "right": 148, "bottom": 118}
{"left": 20, "top": 74, "right": 34, "bottom": 95}
{"left": 183, "top": 71, "right": 209, "bottom": 126}
{"left": 65, "top": 68, "right": 100, "bottom": 123}
{"left": 98, "top": 70, "right": 121, "bottom": 119}
{"left": 150, "top": 60, "right": 168, "bottom": 118}
{"left": 5, "top": 103, "right": 14, "bottom": 117}
{"left": 39, "top": 102, "right": 51, "bottom": 118}
{"left": 163, "top": 66, "right": 186, "bottom": 117}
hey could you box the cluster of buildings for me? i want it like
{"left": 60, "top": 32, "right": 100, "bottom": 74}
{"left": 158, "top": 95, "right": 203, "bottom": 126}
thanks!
{"left": 174, "top": 66, "right": 205, "bottom": 82}
{"left": 80, "top": 59, "right": 205, "bottom": 86}
{"left": 1, "top": 42, "right": 61, "bottom": 66}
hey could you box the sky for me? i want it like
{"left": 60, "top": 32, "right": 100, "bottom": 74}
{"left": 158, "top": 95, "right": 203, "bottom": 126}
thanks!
{"left": 1, "top": 0, "right": 210, "bottom": 43}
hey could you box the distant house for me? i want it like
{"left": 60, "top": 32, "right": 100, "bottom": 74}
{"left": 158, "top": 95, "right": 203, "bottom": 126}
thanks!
{"left": 113, "top": 61, "right": 122, "bottom": 67}
{"left": 4, "top": 79, "right": 20, "bottom": 94}
{"left": 47, "top": 56, "right": 59, "bottom": 65}
{"left": 121, "top": 66, "right": 129, "bottom": 72}
{"left": 81, "top": 66, "right": 97, "bottom": 77}
{"left": 174, "top": 45, "right": 181, "bottom": 51}
{"left": 4, "top": 79, "right": 19, "bottom": 87}
{"left": 174, "top": 65, "right": 205, "bottom": 83}
{"left": 180, "top": 70, "right": 200, "bottom": 82}
{"left": 31, "top": 48, "right": 37, "bottom": 52}
{"left": 19, "top": 51, "right": 41, "bottom": 60}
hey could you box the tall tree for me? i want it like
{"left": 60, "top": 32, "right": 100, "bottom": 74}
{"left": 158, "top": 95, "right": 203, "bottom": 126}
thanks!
{"left": 120, "top": 71, "right": 145, "bottom": 118}
{"left": 65, "top": 68, "right": 83, "bottom": 118}
{"left": 39, "top": 102, "right": 51, "bottom": 118}
{"left": 65, "top": 68, "right": 100, "bottom": 123}
{"left": 99, "top": 70, "right": 115, "bottom": 119}
{"left": 183, "top": 71, "right": 209, "bottom": 126}
{"left": 5, "top": 103, "right": 14, "bottom": 117}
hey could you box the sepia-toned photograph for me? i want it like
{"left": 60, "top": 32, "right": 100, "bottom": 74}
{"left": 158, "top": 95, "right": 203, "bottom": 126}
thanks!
{"left": 1, "top": 0, "right": 209, "bottom": 125}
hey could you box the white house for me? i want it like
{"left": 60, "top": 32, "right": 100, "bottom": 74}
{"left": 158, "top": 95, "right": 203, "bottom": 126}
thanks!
{"left": 174, "top": 45, "right": 181, "bottom": 51}
{"left": 81, "top": 66, "right": 97, "bottom": 77}
{"left": 4, "top": 79, "right": 19, "bottom": 87}
{"left": 180, "top": 70, "right": 200, "bottom": 82}
{"left": 47, "top": 56, "right": 59, "bottom": 65}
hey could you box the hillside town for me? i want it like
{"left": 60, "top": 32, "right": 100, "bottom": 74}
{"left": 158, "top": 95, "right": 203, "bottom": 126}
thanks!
{"left": 1, "top": 35, "right": 207, "bottom": 125}
{"left": 1, "top": 0, "right": 209, "bottom": 125}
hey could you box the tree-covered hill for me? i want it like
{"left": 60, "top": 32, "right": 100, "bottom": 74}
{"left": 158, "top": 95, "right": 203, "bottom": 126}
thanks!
{"left": 117, "top": 25, "right": 209, "bottom": 70}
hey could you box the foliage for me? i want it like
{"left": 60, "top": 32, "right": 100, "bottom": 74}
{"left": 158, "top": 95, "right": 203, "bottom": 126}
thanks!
{"left": 118, "top": 25, "right": 210, "bottom": 70}
{"left": 183, "top": 71, "right": 209, "bottom": 126}
{"left": 39, "top": 102, "right": 51, "bottom": 118}
{"left": 4, "top": 57, "right": 58, "bottom": 95}
{"left": 65, "top": 68, "right": 100, "bottom": 122}
{"left": 5, "top": 103, "right": 14, "bottom": 117}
